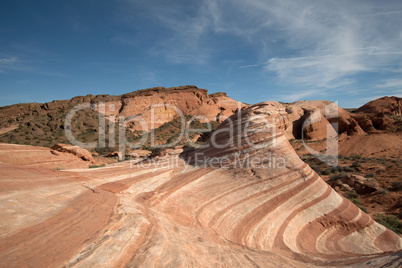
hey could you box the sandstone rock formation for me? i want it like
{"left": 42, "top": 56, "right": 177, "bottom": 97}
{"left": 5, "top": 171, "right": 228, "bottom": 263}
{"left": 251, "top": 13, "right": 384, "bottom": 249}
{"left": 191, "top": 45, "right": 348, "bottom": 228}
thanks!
{"left": 0, "top": 143, "right": 91, "bottom": 169}
{"left": 356, "top": 96, "right": 402, "bottom": 115}
{"left": 351, "top": 96, "right": 402, "bottom": 132}
{"left": 51, "top": 143, "right": 94, "bottom": 163}
{"left": 1, "top": 102, "right": 400, "bottom": 267}
{"left": 128, "top": 149, "right": 152, "bottom": 159}
{"left": 284, "top": 100, "right": 365, "bottom": 140}
{"left": 0, "top": 85, "right": 245, "bottom": 149}
{"left": 0, "top": 85, "right": 243, "bottom": 131}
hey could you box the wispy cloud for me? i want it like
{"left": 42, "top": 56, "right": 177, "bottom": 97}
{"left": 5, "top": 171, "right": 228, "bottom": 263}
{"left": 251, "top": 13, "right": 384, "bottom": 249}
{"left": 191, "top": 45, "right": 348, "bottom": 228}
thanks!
{"left": 376, "top": 79, "right": 402, "bottom": 88}
{"left": 276, "top": 89, "right": 320, "bottom": 103}
{"left": 118, "top": 0, "right": 214, "bottom": 65}
{"left": 242, "top": 0, "right": 402, "bottom": 92}
{"left": 0, "top": 55, "right": 66, "bottom": 77}
{"left": 0, "top": 56, "right": 23, "bottom": 73}
{"left": 239, "top": 64, "right": 260, "bottom": 69}
{"left": 116, "top": 0, "right": 402, "bottom": 102}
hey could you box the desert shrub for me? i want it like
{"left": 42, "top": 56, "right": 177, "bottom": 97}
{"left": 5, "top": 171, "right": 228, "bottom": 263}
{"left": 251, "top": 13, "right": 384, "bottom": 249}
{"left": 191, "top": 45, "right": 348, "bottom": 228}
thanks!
{"left": 351, "top": 161, "right": 361, "bottom": 168}
{"left": 329, "top": 172, "right": 347, "bottom": 181}
{"left": 344, "top": 190, "right": 358, "bottom": 199}
{"left": 322, "top": 169, "right": 331, "bottom": 175}
{"left": 350, "top": 198, "right": 361, "bottom": 205}
{"left": 392, "top": 181, "right": 402, "bottom": 191}
{"left": 365, "top": 173, "right": 376, "bottom": 178}
{"left": 377, "top": 188, "right": 388, "bottom": 195}
{"left": 348, "top": 197, "right": 368, "bottom": 212}
{"left": 376, "top": 169, "right": 386, "bottom": 174}
{"left": 344, "top": 193, "right": 367, "bottom": 212}
{"left": 350, "top": 153, "right": 362, "bottom": 160}
{"left": 326, "top": 166, "right": 348, "bottom": 174}
{"left": 94, "top": 146, "right": 118, "bottom": 156}
{"left": 89, "top": 164, "right": 106, "bottom": 169}
{"left": 357, "top": 205, "right": 368, "bottom": 213}
{"left": 141, "top": 146, "right": 166, "bottom": 157}
{"left": 342, "top": 166, "right": 355, "bottom": 172}
{"left": 327, "top": 167, "right": 337, "bottom": 174}
{"left": 309, "top": 164, "right": 322, "bottom": 175}
{"left": 374, "top": 214, "right": 402, "bottom": 234}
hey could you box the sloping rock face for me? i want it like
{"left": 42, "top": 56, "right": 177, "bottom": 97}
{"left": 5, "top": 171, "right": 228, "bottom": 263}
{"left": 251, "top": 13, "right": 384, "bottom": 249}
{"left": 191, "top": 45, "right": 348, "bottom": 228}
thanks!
{"left": 352, "top": 96, "right": 402, "bottom": 132}
{"left": 182, "top": 102, "right": 401, "bottom": 265}
{"left": 0, "top": 102, "right": 401, "bottom": 267}
{"left": 284, "top": 100, "right": 365, "bottom": 140}
{"left": 0, "top": 143, "right": 91, "bottom": 169}
{"left": 356, "top": 96, "right": 402, "bottom": 115}
{"left": 350, "top": 113, "right": 378, "bottom": 132}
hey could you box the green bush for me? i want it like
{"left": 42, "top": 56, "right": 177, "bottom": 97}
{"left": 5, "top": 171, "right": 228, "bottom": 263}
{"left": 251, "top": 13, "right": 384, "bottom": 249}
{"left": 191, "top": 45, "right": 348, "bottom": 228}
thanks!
{"left": 392, "top": 181, "right": 402, "bottom": 191}
{"left": 351, "top": 161, "right": 361, "bottom": 168}
{"left": 343, "top": 166, "right": 355, "bottom": 172}
{"left": 374, "top": 214, "right": 402, "bottom": 234}
{"left": 377, "top": 188, "right": 388, "bottom": 195}
{"left": 376, "top": 169, "right": 385, "bottom": 174}
{"left": 344, "top": 190, "right": 358, "bottom": 199}
{"left": 350, "top": 198, "right": 361, "bottom": 205}
{"left": 89, "top": 164, "right": 106, "bottom": 169}
{"left": 329, "top": 172, "right": 347, "bottom": 181}
{"left": 322, "top": 169, "right": 331, "bottom": 175}
{"left": 309, "top": 164, "right": 322, "bottom": 175}
{"left": 365, "top": 173, "right": 376, "bottom": 178}
{"left": 350, "top": 153, "right": 362, "bottom": 160}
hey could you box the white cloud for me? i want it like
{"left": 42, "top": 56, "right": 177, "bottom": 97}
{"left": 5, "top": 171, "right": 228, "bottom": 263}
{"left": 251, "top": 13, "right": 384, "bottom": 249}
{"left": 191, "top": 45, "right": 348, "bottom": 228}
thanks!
{"left": 0, "top": 55, "right": 66, "bottom": 77}
{"left": 239, "top": 64, "right": 260, "bottom": 69}
{"left": 119, "top": 0, "right": 214, "bottom": 65}
{"left": 199, "top": 0, "right": 402, "bottom": 92}
{"left": 0, "top": 56, "right": 22, "bottom": 73}
{"left": 117, "top": 0, "right": 402, "bottom": 97}
{"left": 276, "top": 89, "right": 320, "bottom": 103}
{"left": 0, "top": 57, "right": 18, "bottom": 64}
{"left": 376, "top": 79, "right": 402, "bottom": 88}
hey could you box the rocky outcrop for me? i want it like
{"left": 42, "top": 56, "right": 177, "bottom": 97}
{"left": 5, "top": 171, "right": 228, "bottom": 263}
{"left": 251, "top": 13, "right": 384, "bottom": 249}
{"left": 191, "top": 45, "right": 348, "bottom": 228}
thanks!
{"left": 0, "top": 85, "right": 244, "bottom": 131}
{"left": 51, "top": 143, "right": 94, "bottom": 163}
{"left": 351, "top": 96, "right": 401, "bottom": 132}
{"left": 341, "top": 174, "right": 380, "bottom": 195}
{"left": 128, "top": 149, "right": 152, "bottom": 158}
{"left": 284, "top": 100, "right": 365, "bottom": 140}
{"left": 0, "top": 143, "right": 92, "bottom": 169}
{"left": 0, "top": 86, "right": 245, "bottom": 148}
{"left": 350, "top": 113, "right": 377, "bottom": 132}
{"left": 356, "top": 96, "right": 402, "bottom": 115}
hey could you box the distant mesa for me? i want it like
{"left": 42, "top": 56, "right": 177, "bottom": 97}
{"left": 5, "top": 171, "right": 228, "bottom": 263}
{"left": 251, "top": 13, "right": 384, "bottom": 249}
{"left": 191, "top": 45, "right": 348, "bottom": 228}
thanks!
{"left": 0, "top": 88, "right": 400, "bottom": 158}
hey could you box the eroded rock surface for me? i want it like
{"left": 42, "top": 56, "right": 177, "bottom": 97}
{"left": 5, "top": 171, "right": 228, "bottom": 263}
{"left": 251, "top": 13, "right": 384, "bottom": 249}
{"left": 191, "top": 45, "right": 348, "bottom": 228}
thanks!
{"left": 51, "top": 143, "right": 94, "bottom": 163}
{"left": 1, "top": 101, "right": 401, "bottom": 267}
{"left": 284, "top": 100, "right": 365, "bottom": 140}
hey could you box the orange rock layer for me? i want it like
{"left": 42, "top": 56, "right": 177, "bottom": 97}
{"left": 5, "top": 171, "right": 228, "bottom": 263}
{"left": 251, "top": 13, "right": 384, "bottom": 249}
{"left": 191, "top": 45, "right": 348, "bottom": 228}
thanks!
{"left": 0, "top": 102, "right": 401, "bottom": 267}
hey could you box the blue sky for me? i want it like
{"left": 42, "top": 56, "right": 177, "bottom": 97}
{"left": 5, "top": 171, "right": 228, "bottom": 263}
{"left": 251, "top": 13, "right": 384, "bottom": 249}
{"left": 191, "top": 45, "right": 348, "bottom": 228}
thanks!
{"left": 1, "top": 0, "right": 402, "bottom": 108}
